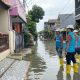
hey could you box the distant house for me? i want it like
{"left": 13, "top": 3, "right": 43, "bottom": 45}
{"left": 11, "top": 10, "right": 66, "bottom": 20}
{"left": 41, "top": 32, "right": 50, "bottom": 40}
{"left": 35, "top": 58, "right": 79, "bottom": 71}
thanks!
{"left": 48, "top": 19, "right": 58, "bottom": 30}
{"left": 75, "top": 0, "right": 80, "bottom": 27}
{"left": 58, "top": 14, "right": 75, "bottom": 28}
{"left": 44, "top": 22, "right": 49, "bottom": 31}
{"left": 44, "top": 19, "right": 58, "bottom": 31}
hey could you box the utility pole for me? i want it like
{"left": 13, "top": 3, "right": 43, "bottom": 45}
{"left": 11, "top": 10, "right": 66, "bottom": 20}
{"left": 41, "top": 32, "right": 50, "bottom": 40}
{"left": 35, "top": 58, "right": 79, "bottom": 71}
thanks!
{"left": 23, "top": 0, "right": 26, "bottom": 9}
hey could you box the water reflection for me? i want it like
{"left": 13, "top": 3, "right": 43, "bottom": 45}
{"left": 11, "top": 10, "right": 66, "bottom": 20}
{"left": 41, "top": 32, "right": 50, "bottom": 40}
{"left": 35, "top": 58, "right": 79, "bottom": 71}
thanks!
{"left": 66, "top": 73, "right": 80, "bottom": 80}
{"left": 27, "top": 39, "right": 80, "bottom": 80}
{"left": 57, "top": 66, "right": 64, "bottom": 80}
{"left": 73, "top": 73, "right": 80, "bottom": 80}
{"left": 66, "top": 74, "right": 71, "bottom": 80}
{"left": 27, "top": 43, "right": 47, "bottom": 80}
{"left": 30, "top": 54, "right": 47, "bottom": 73}
{"left": 44, "top": 40, "right": 56, "bottom": 56}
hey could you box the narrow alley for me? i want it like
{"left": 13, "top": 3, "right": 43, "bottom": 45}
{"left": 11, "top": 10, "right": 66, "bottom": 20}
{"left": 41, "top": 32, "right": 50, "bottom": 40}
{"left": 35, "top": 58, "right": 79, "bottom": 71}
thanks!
{"left": 0, "top": 0, "right": 80, "bottom": 80}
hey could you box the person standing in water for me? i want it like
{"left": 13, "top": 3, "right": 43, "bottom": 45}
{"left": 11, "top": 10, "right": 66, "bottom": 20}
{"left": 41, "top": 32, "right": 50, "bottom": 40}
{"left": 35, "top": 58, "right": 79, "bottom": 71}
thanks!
{"left": 61, "top": 28, "right": 67, "bottom": 57}
{"left": 74, "top": 30, "right": 80, "bottom": 63}
{"left": 55, "top": 28, "right": 63, "bottom": 67}
{"left": 66, "top": 25, "right": 78, "bottom": 74}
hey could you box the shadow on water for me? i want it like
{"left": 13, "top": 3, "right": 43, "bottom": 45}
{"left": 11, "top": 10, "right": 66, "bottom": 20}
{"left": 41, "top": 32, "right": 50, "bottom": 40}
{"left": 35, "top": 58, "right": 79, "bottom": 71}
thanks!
{"left": 57, "top": 66, "right": 64, "bottom": 80}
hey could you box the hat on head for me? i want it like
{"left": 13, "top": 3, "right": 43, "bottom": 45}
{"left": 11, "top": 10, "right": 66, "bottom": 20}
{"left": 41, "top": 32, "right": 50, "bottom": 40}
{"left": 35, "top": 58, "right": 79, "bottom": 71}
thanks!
{"left": 73, "top": 30, "right": 78, "bottom": 33}
{"left": 66, "top": 25, "right": 74, "bottom": 29}
{"left": 55, "top": 28, "right": 60, "bottom": 31}
{"left": 60, "top": 28, "right": 66, "bottom": 32}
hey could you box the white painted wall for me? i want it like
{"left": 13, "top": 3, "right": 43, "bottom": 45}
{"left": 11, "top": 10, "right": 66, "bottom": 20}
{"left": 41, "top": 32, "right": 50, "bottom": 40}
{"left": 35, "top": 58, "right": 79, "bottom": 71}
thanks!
{"left": 0, "top": 7, "right": 19, "bottom": 60}
{"left": 0, "top": 9, "right": 9, "bottom": 33}
{"left": 0, "top": 8, "right": 11, "bottom": 61}
{"left": 9, "top": 30, "right": 15, "bottom": 53}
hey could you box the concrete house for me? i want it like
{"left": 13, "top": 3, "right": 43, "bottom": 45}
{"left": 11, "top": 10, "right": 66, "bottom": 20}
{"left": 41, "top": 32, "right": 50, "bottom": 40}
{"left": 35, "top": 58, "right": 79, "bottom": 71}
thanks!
{"left": 9, "top": 0, "right": 27, "bottom": 53}
{"left": 44, "top": 19, "right": 58, "bottom": 31}
{"left": 0, "top": 0, "right": 11, "bottom": 61}
{"left": 0, "top": 0, "right": 27, "bottom": 61}
{"left": 48, "top": 19, "right": 58, "bottom": 31}
{"left": 58, "top": 14, "right": 75, "bottom": 28}
{"left": 75, "top": 0, "right": 80, "bottom": 28}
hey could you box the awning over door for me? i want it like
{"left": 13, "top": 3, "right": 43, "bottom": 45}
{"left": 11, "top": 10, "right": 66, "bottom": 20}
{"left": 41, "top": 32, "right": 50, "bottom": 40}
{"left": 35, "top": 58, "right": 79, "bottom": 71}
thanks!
{"left": 11, "top": 16, "right": 26, "bottom": 24}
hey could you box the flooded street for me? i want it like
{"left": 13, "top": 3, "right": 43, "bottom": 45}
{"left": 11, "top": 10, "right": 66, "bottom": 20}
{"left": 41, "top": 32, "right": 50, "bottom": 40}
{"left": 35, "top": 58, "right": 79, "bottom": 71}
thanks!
{"left": 25, "top": 39, "right": 80, "bottom": 80}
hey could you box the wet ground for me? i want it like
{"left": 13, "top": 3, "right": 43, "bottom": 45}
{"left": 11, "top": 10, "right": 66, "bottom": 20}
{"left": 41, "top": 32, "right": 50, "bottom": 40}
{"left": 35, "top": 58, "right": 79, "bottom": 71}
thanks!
{"left": 25, "top": 39, "right": 80, "bottom": 80}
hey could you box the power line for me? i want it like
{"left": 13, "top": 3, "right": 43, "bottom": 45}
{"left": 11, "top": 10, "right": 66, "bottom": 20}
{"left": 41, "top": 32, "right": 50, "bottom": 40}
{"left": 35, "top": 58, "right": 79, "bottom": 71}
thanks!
{"left": 64, "top": 8, "right": 75, "bottom": 14}
{"left": 64, "top": 6, "right": 80, "bottom": 20}
{"left": 23, "top": 0, "right": 26, "bottom": 8}
{"left": 60, "top": 0, "right": 74, "bottom": 13}
{"left": 58, "top": 0, "right": 72, "bottom": 14}
{"left": 59, "top": 6, "right": 80, "bottom": 26}
{"left": 56, "top": 0, "right": 75, "bottom": 26}
{"left": 25, "top": 0, "right": 33, "bottom": 11}
{"left": 25, "top": 0, "right": 34, "bottom": 10}
{"left": 26, "top": 0, "right": 75, "bottom": 24}
{"left": 26, "top": 0, "right": 34, "bottom": 6}
{"left": 27, "top": 0, "right": 32, "bottom": 4}
{"left": 62, "top": 0, "right": 75, "bottom": 14}
{"left": 25, "top": 3, "right": 29, "bottom": 11}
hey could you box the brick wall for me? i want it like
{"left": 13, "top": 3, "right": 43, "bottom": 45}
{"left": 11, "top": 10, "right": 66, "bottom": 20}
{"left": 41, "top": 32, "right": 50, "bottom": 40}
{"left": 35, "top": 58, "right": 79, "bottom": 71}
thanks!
{"left": 0, "top": 33, "right": 9, "bottom": 52}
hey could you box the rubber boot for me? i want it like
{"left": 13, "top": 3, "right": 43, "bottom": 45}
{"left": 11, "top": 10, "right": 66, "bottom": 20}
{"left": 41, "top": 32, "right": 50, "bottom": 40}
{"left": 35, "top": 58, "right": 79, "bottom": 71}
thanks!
{"left": 66, "top": 65, "right": 71, "bottom": 74}
{"left": 60, "top": 58, "right": 64, "bottom": 67}
{"left": 73, "top": 63, "right": 78, "bottom": 73}
{"left": 78, "top": 55, "right": 80, "bottom": 62}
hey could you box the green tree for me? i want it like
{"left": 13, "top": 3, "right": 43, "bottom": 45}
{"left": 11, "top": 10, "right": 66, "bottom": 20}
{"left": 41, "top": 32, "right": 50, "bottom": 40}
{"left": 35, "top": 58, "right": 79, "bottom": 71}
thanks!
{"left": 26, "top": 5, "right": 45, "bottom": 41}
{"left": 29, "top": 5, "right": 45, "bottom": 23}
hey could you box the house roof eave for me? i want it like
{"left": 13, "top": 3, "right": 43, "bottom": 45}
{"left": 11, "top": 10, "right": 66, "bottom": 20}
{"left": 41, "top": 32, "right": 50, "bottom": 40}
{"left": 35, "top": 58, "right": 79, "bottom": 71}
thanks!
{"left": 0, "top": 1, "right": 10, "bottom": 9}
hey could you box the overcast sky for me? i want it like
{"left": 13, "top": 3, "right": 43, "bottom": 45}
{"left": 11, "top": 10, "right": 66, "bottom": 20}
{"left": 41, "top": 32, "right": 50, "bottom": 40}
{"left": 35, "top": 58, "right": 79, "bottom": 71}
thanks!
{"left": 21, "top": 0, "right": 75, "bottom": 32}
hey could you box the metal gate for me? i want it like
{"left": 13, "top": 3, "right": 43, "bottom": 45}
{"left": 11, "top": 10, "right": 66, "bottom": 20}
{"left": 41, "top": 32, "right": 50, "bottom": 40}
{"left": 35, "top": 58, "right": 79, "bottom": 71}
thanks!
{"left": 15, "top": 32, "right": 23, "bottom": 53}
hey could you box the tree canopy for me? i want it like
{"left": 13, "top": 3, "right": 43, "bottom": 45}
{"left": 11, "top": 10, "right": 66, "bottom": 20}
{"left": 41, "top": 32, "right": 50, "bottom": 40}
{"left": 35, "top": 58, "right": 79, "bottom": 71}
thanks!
{"left": 28, "top": 5, "right": 45, "bottom": 23}
{"left": 26, "top": 5, "right": 45, "bottom": 41}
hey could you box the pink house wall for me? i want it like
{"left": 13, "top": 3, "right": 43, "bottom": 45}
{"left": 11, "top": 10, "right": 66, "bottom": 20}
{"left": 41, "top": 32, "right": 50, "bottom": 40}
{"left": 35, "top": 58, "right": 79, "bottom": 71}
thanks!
{"left": 9, "top": 0, "right": 26, "bottom": 22}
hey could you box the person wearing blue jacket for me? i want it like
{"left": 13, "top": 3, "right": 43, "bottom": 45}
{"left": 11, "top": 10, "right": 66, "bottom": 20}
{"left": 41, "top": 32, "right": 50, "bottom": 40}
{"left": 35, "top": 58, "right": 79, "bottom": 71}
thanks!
{"left": 74, "top": 30, "right": 80, "bottom": 62}
{"left": 55, "top": 28, "right": 63, "bottom": 67}
{"left": 66, "top": 25, "right": 78, "bottom": 74}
